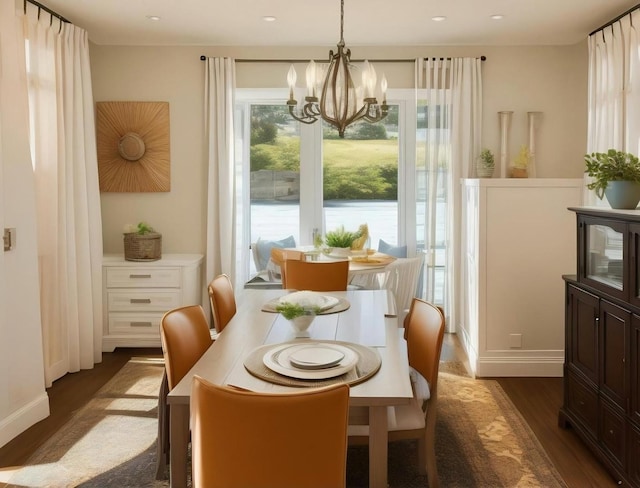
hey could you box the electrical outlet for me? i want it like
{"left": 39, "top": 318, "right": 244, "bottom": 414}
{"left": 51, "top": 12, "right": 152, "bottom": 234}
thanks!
{"left": 3, "top": 228, "right": 15, "bottom": 252}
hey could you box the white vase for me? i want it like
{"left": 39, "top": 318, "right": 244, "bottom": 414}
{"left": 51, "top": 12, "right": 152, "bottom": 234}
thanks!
{"left": 289, "top": 314, "right": 316, "bottom": 338}
{"left": 498, "top": 111, "right": 513, "bottom": 178}
{"left": 331, "top": 247, "right": 351, "bottom": 257}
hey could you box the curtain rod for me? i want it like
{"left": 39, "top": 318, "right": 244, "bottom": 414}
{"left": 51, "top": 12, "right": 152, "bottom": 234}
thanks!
{"left": 23, "top": 0, "right": 71, "bottom": 24}
{"left": 589, "top": 3, "right": 640, "bottom": 36}
{"left": 199, "top": 55, "right": 486, "bottom": 63}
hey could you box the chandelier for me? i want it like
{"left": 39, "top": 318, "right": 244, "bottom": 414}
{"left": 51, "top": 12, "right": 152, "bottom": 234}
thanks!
{"left": 286, "top": 0, "right": 388, "bottom": 138}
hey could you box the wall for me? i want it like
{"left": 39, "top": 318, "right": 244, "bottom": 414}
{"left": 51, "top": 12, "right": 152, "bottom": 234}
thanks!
{"left": 91, "top": 42, "right": 589, "bottom": 256}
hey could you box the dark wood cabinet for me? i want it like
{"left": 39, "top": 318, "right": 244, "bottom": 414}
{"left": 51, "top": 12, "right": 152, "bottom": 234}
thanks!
{"left": 561, "top": 207, "right": 640, "bottom": 487}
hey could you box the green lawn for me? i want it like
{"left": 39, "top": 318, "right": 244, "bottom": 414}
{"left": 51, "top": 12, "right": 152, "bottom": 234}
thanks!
{"left": 323, "top": 139, "right": 398, "bottom": 167}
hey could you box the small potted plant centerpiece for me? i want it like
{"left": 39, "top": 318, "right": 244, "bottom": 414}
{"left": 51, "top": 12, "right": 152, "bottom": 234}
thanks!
{"left": 276, "top": 299, "right": 322, "bottom": 337}
{"left": 585, "top": 149, "right": 640, "bottom": 209}
{"left": 477, "top": 148, "right": 495, "bottom": 178}
{"left": 324, "top": 224, "right": 369, "bottom": 256}
{"left": 123, "top": 221, "right": 162, "bottom": 261}
{"left": 510, "top": 145, "right": 531, "bottom": 178}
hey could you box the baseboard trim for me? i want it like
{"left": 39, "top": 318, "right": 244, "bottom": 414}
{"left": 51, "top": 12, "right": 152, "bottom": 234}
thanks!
{"left": 0, "top": 393, "right": 50, "bottom": 448}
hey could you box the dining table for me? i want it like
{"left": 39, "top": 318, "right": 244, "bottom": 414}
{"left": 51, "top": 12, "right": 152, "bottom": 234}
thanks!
{"left": 166, "top": 288, "right": 413, "bottom": 488}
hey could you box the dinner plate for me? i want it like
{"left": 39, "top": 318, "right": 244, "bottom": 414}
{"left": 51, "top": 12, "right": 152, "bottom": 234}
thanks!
{"left": 263, "top": 342, "right": 358, "bottom": 380}
{"left": 289, "top": 345, "right": 345, "bottom": 370}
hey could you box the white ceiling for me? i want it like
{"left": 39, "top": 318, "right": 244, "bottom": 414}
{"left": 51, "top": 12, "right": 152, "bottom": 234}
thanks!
{"left": 36, "top": 0, "right": 638, "bottom": 47}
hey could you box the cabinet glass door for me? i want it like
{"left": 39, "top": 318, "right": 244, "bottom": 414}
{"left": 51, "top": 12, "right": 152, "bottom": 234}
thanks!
{"left": 579, "top": 216, "right": 627, "bottom": 301}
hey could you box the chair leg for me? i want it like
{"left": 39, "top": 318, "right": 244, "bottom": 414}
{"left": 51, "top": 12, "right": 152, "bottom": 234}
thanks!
{"left": 155, "top": 370, "right": 170, "bottom": 480}
{"left": 422, "top": 405, "right": 439, "bottom": 488}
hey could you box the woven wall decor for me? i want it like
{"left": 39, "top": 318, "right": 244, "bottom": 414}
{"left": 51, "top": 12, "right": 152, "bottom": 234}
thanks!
{"left": 96, "top": 101, "right": 170, "bottom": 192}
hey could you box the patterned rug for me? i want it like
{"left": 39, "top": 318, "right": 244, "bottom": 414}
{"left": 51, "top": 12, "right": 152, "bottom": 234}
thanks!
{"left": 5, "top": 358, "right": 566, "bottom": 488}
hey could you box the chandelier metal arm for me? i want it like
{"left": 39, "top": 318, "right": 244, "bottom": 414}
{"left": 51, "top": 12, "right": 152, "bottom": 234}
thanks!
{"left": 286, "top": 0, "right": 388, "bottom": 137}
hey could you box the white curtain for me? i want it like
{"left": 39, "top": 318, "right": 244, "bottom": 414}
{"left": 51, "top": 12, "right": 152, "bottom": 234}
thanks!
{"left": 586, "top": 8, "right": 640, "bottom": 204}
{"left": 23, "top": 6, "right": 103, "bottom": 386}
{"left": 415, "top": 57, "right": 482, "bottom": 332}
{"left": 204, "top": 57, "right": 237, "bottom": 303}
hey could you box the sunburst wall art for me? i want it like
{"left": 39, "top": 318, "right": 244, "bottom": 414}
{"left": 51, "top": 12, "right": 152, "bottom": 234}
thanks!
{"left": 96, "top": 101, "right": 170, "bottom": 192}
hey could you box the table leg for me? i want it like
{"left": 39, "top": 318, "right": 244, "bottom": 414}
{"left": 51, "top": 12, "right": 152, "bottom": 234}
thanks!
{"left": 169, "top": 403, "right": 189, "bottom": 488}
{"left": 368, "top": 405, "right": 388, "bottom": 488}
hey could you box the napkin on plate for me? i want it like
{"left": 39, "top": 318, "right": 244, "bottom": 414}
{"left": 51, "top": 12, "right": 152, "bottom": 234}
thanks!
{"left": 278, "top": 291, "right": 337, "bottom": 311}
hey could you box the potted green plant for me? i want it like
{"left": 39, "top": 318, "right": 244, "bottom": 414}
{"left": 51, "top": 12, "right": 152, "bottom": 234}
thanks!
{"left": 510, "top": 145, "right": 531, "bottom": 178}
{"left": 585, "top": 149, "right": 640, "bottom": 209}
{"left": 324, "top": 225, "right": 360, "bottom": 256}
{"left": 275, "top": 301, "right": 322, "bottom": 337}
{"left": 123, "top": 221, "right": 162, "bottom": 261}
{"left": 477, "top": 148, "right": 495, "bottom": 178}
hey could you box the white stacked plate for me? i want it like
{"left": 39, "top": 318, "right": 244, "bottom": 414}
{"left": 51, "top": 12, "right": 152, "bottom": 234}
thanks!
{"left": 263, "top": 342, "right": 358, "bottom": 379}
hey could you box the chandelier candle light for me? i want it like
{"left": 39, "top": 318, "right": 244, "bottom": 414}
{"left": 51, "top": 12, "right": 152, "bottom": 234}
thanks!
{"left": 286, "top": 0, "right": 388, "bottom": 137}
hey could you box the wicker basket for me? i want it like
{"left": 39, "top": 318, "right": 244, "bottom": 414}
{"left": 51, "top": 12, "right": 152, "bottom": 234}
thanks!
{"left": 124, "top": 232, "right": 162, "bottom": 261}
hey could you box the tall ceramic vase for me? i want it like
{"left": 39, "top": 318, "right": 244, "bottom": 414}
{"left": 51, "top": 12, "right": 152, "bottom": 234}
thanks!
{"left": 498, "top": 111, "right": 513, "bottom": 178}
{"left": 527, "top": 112, "right": 542, "bottom": 178}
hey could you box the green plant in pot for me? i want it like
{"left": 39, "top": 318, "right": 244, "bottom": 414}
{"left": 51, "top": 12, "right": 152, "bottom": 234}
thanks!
{"left": 477, "top": 148, "right": 495, "bottom": 178}
{"left": 585, "top": 149, "right": 640, "bottom": 209}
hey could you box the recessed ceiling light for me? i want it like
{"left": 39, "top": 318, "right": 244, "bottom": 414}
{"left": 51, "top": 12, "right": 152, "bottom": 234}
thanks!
{"left": 146, "top": 15, "right": 161, "bottom": 21}
{"left": 432, "top": 16, "right": 447, "bottom": 22}
{"left": 490, "top": 14, "right": 504, "bottom": 20}
{"left": 263, "top": 16, "right": 276, "bottom": 22}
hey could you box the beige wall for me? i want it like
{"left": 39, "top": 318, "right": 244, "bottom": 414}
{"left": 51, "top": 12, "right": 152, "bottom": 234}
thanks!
{"left": 91, "top": 42, "right": 588, "bottom": 255}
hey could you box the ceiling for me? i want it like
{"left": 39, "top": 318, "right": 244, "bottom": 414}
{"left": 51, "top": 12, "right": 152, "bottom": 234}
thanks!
{"left": 36, "top": 0, "right": 639, "bottom": 47}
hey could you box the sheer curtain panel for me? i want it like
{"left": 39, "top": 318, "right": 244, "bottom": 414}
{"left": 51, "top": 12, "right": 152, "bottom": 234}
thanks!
{"left": 586, "top": 9, "right": 640, "bottom": 204}
{"left": 204, "top": 58, "right": 237, "bottom": 305}
{"left": 24, "top": 6, "right": 103, "bottom": 386}
{"left": 415, "top": 57, "right": 482, "bottom": 332}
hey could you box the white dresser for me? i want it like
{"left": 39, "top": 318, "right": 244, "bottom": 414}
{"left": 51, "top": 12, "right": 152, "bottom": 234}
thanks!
{"left": 102, "top": 253, "right": 204, "bottom": 352}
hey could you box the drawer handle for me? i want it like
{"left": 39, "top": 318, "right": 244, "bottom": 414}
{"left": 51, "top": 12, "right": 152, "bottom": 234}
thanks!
{"left": 130, "top": 321, "right": 153, "bottom": 327}
{"left": 130, "top": 298, "right": 152, "bottom": 304}
{"left": 129, "top": 274, "right": 152, "bottom": 279}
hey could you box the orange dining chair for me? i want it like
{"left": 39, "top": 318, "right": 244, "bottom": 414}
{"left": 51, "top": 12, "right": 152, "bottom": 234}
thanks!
{"left": 208, "top": 274, "right": 237, "bottom": 335}
{"left": 156, "top": 305, "right": 214, "bottom": 479}
{"left": 269, "top": 248, "right": 304, "bottom": 283}
{"left": 282, "top": 259, "right": 349, "bottom": 291}
{"left": 190, "top": 377, "right": 350, "bottom": 488}
{"left": 348, "top": 298, "right": 445, "bottom": 488}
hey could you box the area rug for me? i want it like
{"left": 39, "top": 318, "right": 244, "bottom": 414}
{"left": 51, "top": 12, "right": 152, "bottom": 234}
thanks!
{"left": 5, "top": 358, "right": 566, "bottom": 488}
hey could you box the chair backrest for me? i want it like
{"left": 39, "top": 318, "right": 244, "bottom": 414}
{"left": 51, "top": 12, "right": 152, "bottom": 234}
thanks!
{"left": 404, "top": 298, "right": 445, "bottom": 394}
{"left": 208, "top": 274, "right": 237, "bottom": 334}
{"left": 271, "top": 248, "right": 304, "bottom": 283}
{"left": 191, "top": 377, "right": 350, "bottom": 488}
{"left": 283, "top": 259, "right": 349, "bottom": 291}
{"left": 382, "top": 255, "right": 424, "bottom": 319}
{"left": 160, "top": 305, "right": 213, "bottom": 390}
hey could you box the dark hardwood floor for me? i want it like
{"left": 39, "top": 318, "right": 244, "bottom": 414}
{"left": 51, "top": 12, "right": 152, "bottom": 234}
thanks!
{"left": 0, "top": 337, "right": 619, "bottom": 488}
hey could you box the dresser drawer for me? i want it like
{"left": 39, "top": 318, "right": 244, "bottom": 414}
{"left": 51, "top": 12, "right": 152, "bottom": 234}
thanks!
{"left": 108, "top": 313, "right": 162, "bottom": 335}
{"left": 600, "top": 399, "right": 627, "bottom": 470}
{"left": 567, "top": 372, "right": 598, "bottom": 438}
{"left": 106, "top": 267, "right": 181, "bottom": 288}
{"left": 107, "top": 291, "right": 181, "bottom": 312}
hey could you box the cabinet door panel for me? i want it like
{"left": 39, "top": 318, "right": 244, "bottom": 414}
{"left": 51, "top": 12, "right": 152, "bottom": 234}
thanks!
{"left": 568, "top": 285, "right": 599, "bottom": 384}
{"left": 633, "top": 315, "right": 640, "bottom": 423}
{"left": 631, "top": 425, "right": 640, "bottom": 485}
{"left": 600, "top": 300, "right": 629, "bottom": 408}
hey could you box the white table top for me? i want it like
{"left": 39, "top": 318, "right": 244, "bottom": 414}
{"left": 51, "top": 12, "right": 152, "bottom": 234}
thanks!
{"left": 168, "top": 288, "right": 412, "bottom": 406}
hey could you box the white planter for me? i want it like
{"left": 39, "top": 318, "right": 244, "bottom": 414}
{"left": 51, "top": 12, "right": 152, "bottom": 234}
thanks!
{"left": 289, "top": 314, "right": 316, "bottom": 337}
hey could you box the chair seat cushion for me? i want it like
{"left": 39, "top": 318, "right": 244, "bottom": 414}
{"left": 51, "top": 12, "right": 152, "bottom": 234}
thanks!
{"left": 255, "top": 236, "right": 296, "bottom": 271}
{"left": 348, "top": 372, "right": 429, "bottom": 435}
{"left": 378, "top": 239, "right": 407, "bottom": 258}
